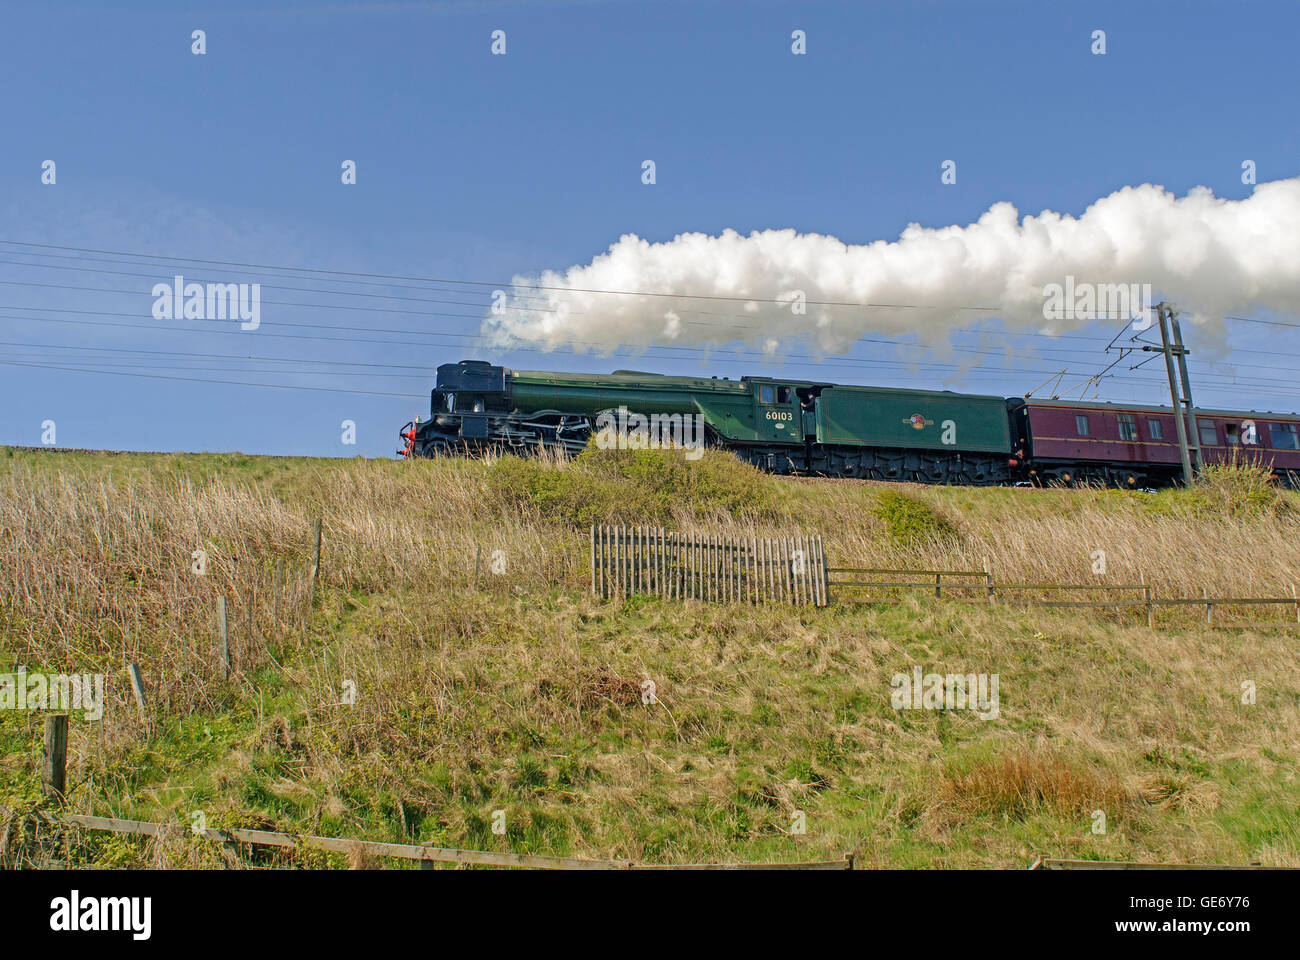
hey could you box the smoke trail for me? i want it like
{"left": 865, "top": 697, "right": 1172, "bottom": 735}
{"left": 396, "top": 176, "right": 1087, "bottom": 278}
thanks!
{"left": 481, "top": 177, "right": 1300, "bottom": 355}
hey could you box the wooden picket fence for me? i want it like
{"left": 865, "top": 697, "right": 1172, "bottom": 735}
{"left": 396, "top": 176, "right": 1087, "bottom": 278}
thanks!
{"left": 590, "top": 526, "right": 827, "bottom": 606}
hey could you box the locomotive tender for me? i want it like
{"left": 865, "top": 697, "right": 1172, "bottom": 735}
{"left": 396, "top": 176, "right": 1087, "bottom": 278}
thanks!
{"left": 399, "top": 360, "right": 1300, "bottom": 489}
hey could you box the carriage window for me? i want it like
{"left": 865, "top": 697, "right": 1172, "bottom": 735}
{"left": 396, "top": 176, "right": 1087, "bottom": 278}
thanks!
{"left": 1147, "top": 418, "right": 1163, "bottom": 439}
{"left": 1269, "top": 422, "right": 1299, "bottom": 450}
{"left": 777, "top": 386, "right": 792, "bottom": 404}
{"left": 759, "top": 385, "right": 775, "bottom": 404}
{"left": 1198, "top": 419, "right": 1219, "bottom": 446}
{"left": 1225, "top": 423, "right": 1239, "bottom": 445}
{"left": 1117, "top": 414, "right": 1138, "bottom": 442}
{"left": 1074, "top": 415, "right": 1090, "bottom": 436}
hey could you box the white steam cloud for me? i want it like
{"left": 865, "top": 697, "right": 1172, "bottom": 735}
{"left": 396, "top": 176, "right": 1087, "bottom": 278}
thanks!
{"left": 481, "top": 177, "right": 1300, "bottom": 356}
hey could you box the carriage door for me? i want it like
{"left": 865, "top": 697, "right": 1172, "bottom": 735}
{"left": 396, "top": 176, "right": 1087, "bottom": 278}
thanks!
{"left": 756, "top": 383, "right": 798, "bottom": 443}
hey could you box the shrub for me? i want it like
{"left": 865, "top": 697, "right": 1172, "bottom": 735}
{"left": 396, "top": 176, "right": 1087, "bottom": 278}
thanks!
{"left": 487, "top": 447, "right": 779, "bottom": 527}
{"left": 578, "top": 447, "right": 778, "bottom": 520}
{"left": 1148, "top": 460, "right": 1292, "bottom": 519}
{"left": 486, "top": 455, "right": 634, "bottom": 527}
{"left": 872, "top": 490, "right": 957, "bottom": 545}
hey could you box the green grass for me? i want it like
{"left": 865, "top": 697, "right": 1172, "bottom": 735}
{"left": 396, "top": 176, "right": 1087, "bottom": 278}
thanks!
{"left": 1, "top": 447, "right": 1298, "bottom": 868}
{"left": 872, "top": 489, "right": 959, "bottom": 546}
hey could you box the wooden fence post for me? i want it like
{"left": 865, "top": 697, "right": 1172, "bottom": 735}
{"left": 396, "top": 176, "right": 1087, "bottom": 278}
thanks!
{"left": 810, "top": 535, "right": 818, "bottom": 605}
{"left": 771, "top": 537, "right": 780, "bottom": 603}
{"left": 790, "top": 537, "right": 798, "bottom": 604}
{"left": 43, "top": 714, "right": 68, "bottom": 805}
{"left": 1293, "top": 585, "right": 1298, "bottom": 625}
{"left": 653, "top": 526, "right": 659, "bottom": 596}
{"left": 811, "top": 535, "right": 821, "bottom": 600}
{"left": 654, "top": 527, "right": 661, "bottom": 599}
{"left": 217, "top": 595, "right": 230, "bottom": 679}
{"left": 792, "top": 537, "right": 801, "bottom": 605}
{"left": 934, "top": 572, "right": 942, "bottom": 599}
{"left": 722, "top": 534, "right": 729, "bottom": 603}
{"left": 759, "top": 535, "right": 769, "bottom": 600}
{"left": 707, "top": 533, "right": 714, "bottom": 602}
{"left": 275, "top": 558, "right": 283, "bottom": 624}
{"left": 735, "top": 536, "right": 742, "bottom": 604}
{"left": 707, "top": 534, "right": 714, "bottom": 602}
{"left": 667, "top": 530, "right": 674, "bottom": 600}
{"left": 783, "top": 537, "right": 793, "bottom": 604}
{"left": 695, "top": 532, "right": 702, "bottom": 602}
{"left": 984, "top": 556, "right": 993, "bottom": 603}
{"left": 310, "top": 516, "right": 323, "bottom": 596}
{"left": 1203, "top": 587, "right": 1213, "bottom": 625}
{"left": 127, "top": 662, "right": 146, "bottom": 718}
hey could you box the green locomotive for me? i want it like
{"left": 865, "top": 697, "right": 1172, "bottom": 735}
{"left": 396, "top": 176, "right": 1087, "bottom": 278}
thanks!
{"left": 400, "top": 360, "right": 1021, "bottom": 484}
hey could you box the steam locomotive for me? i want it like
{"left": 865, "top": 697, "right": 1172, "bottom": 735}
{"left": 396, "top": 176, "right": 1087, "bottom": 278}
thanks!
{"left": 399, "top": 360, "right": 1300, "bottom": 488}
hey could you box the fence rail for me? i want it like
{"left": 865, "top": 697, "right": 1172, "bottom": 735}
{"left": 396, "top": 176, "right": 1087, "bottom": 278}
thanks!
{"left": 10, "top": 810, "right": 852, "bottom": 871}
{"left": 827, "top": 566, "right": 1300, "bottom": 626}
{"left": 589, "top": 543, "right": 1297, "bottom": 624}
{"left": 1031, "top": 856, "right": 1276, "bottom": 870}
{"left": 830, "top": 566, "right": 993, "bottom": 600}
{"left": 591, "top": 526, "right": 827, "bottom": 606}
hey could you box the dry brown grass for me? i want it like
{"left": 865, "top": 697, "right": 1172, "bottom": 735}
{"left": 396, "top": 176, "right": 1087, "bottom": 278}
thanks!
{"left": 926, "top": 749, "right": 1130, "bottom": 829}
{"left": 2, "top": 449, "right": 1297, "bottom": 765}
{"left": 2, "top": 448, "right": 1298, "bottom": 868}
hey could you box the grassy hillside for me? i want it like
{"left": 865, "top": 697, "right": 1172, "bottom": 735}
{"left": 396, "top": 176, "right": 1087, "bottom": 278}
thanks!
{"left": 1, "top": 445, "right": 1298, "bottom": 868}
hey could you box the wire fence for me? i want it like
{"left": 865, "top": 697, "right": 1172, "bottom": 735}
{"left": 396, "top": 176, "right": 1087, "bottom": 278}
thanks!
{"left": 828, "top": 566, "right": 1300, "bottom": 628}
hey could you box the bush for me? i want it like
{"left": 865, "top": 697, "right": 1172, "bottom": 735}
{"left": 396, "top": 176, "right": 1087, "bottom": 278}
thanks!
{"left": 486, "top": 455, "right": 634, "bottom": 527}
{"left": 872, "top": 490, "right": 957, "bottom": 545}
{"left": 1148, "top": 460, "right": 1293, "bottom": 519}
{"left": 487, "top": 447, "right": 779, "bottom": 528}
{"left": 578, "top": 447, "right": 777, "bottom": 520}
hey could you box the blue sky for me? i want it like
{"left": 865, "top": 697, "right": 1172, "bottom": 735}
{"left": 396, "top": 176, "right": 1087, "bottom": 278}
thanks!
{"left": 2, "top": 0, "right": 1298, "bottom": 457}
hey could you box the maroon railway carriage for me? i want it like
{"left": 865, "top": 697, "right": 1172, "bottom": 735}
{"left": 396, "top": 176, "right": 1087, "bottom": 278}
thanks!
{"left": 1015, "top": 399, "right": 1300, "bottom": 488}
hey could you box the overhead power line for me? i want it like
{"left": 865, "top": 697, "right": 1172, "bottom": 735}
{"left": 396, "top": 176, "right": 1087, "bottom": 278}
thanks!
{"left": 0, "top": 238, "right": 1002, "bottom": 310}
